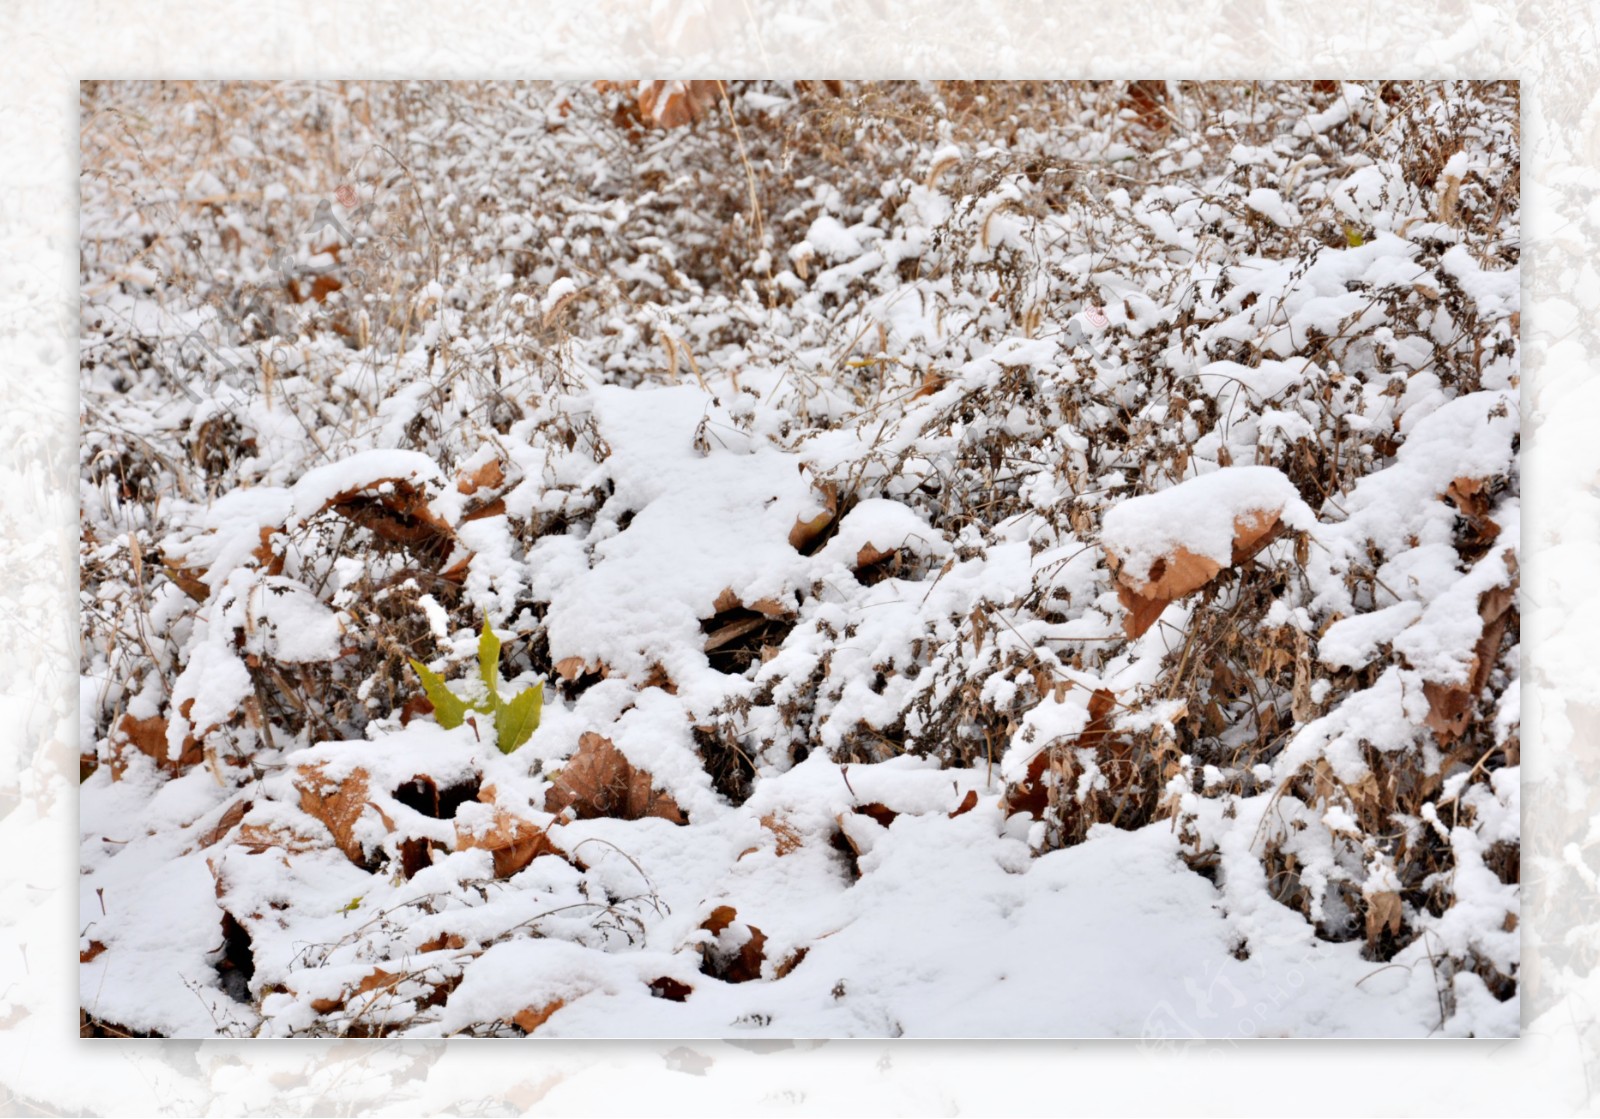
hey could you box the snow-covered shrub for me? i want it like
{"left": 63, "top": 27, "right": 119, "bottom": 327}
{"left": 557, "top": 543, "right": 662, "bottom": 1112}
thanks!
{"left": 80, "top": 80, "right": 1518, "bottom": 1037}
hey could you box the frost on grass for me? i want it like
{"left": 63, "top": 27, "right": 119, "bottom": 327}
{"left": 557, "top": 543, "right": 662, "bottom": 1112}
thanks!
{"left": 79, "top": 80, "right": 1519, "bottom": 1038}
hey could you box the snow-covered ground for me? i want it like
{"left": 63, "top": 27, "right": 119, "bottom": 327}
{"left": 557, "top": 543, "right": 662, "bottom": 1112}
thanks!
{"left": 78, "top": 80, "right": 1519, "bottom": 1037}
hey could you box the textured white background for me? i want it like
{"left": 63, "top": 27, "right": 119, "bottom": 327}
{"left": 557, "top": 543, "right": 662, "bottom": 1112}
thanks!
{"left": 4, "top": 0, "right": 1596, "bottom": 1113}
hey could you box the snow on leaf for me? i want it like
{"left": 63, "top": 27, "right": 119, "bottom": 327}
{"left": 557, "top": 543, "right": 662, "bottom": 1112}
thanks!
{"left": 454, "top": 804, "right": 559, "bottom": 878}
{"left": 294, "top": 763, "right": 383, "bottom": 867}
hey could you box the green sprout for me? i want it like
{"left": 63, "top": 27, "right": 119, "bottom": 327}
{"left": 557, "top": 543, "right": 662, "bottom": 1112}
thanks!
{"left": 409, "top": 617, "right": 543, "bottom": 754}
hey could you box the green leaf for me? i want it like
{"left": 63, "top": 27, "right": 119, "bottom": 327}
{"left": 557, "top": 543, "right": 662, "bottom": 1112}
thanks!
{"left": 494, "top": 682, "right": 543, "bottom": 755}
{"left": 409, "top": 659, "right": 468, "bottom": 730}
{"left": 477, "top": 617, "right": 502, "bottom": 705}
{"left": 1343, "top": 223, "right": 1365, "bottom": 247}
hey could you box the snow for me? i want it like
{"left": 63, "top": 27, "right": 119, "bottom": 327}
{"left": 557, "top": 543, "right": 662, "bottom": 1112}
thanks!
{"left": 805, "top": 215, "right": 865, "bottom": 261}
{"left": 1245, "top": 187, "right": 1301, "bottom": 227}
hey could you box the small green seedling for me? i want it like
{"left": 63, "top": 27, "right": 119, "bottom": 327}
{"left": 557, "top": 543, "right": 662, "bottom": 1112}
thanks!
{"left": 409, "top": 617, "right": 544, "bottom": 754}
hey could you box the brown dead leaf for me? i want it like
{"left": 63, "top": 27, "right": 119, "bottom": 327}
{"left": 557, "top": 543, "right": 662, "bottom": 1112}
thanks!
{"left": 1422, "top": 680, "right": 1475, "bottom": 744}
{"left": 854, "top": 802, "right": 898, "bottom": 828}
{"left": 634, "top": 80, "right": 722, "bottom": 129}
{"left": 642, "top": 663, "right": 678, "bottom": 694}
{"left": 461, "top": 497, "right": 507, "bottom": 524}
{"left": 1112, "top": 581, "right": 1173, "bottom": 641}
{"left": 80, "top": 941, "right": 107, "bottom": 964}
{"left": 199, "top": 799, "right": 252, "bottom": 848}
{"left": 418, "top": 932, "right": 467, "bottom": 953}
{"left": 512, "top": 999, "right": 567, "bottom": 1034}
{"left": 399, "top": 693, "right": 435, "bottom": 727}
{"left": 789, "top": 483, "right": 839, "bottom": 553}
{"left": 856, "top": 542, "right": 895, "bottom": 569}
{"left": 832, "top": 812, "right": 867, "bottom": 861}
{"left": 252, "top": 526, "right": 285, "bottom": 576}
{"left": 1291, "top": 629, "right": 1316, "bottom": 723}
{"left": 456, "top": 458, "right": 506, "bottom": 495}
{"left": 1000, "top": 749, "right": 1052, "bottom": 820}
{"left": 113, "top": 712, "right": 202, "bottom": 775}
{"left": 1445, "top": 476, "right": 1502, "bottom": 555}
{"left": 1423, "top": 573, "right": 1518, "bottom": 744}
{"left": 949, "top": 789, "right": 979, "bottom": 818}
{"left": 308, "top": 968, "right": 404, "bottom": 1015}
{"left": 774, "top": 947, "right": 808, "bottom": 979}
{"left": 116, "top": 713, "right": 167, "bottom": 763}
{"left": 703, "top": 614, "right": 768, "bottom": 653}
{"left": 398, "top": 836, "right": 439, "bottom": 879}
{"left": 295, "top": 763, "right": 380, "bottom": 866}
{"left": 1001, "top": 689, "right": 1117, "bottom": 818}
{"left": 438, "top": 552, "right": 474, "bottom": 584}
{"left": 288, "top": 274, "right": 342, "bottom": 304}
{"left": 455, "top": 808, "right": 559, "bottom": 878}
{"left": 543, "top": 732, "right": 686, "bottom": 824}
{"left": 649, "top": 976, "right": 693, "bottom": 1002}
{"left": 698, "top": 906, "right": 768, "bottom": 984}
{"left": 1107, "top": 508, "right": 1285, "bottom": 638}
{"left": 911, "top": 369, "right": 947, "bottom": 399}
{"left": 356, "top": 968, "right": 403, "bottom": 997}
{"left": 162, "top": 559, "right": 210, "bottom": 603}
{"left": 553, "top": 656, "right": 590, "bottom": 682}
{"left": 324, "top": 477, "right": 455, "bottom": 557}
{"left": 1230, "top": 508, "right": 1283, "bottom": 565}
{"left": 1365, "top": 890, "right": 1405, "bottom": 945}
{"left": 702, "top": 905, "right": 739, "bottom": 936}
{"left": 1125, "top": 545, "right": 1223, "bottom": 603}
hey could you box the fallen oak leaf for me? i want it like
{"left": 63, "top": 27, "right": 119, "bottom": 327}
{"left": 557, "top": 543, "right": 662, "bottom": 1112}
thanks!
{"left": 455, "top": 807, "right": 560, "bottom": 878}
{"left": 294, "top": 763, "right": 384, "bottom": 867}
{"left": 543, "top": 732, "right": 686, "bottom": 824}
